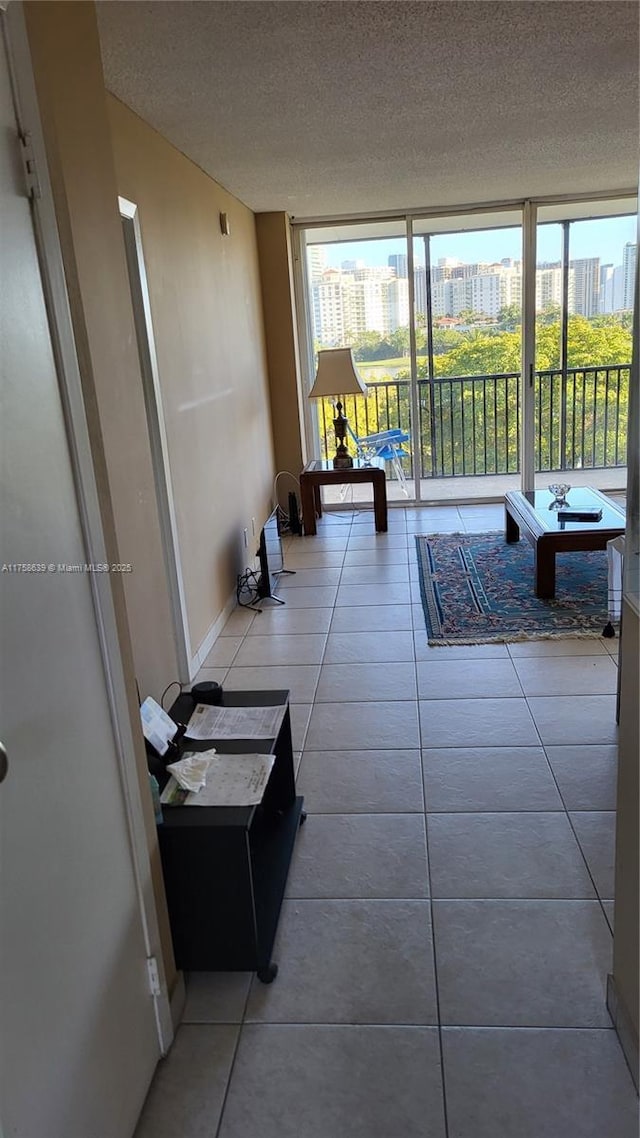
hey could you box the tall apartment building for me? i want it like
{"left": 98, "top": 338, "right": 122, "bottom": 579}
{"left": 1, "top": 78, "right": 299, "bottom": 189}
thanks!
{"left": 431, "top": 262, "right": 522, "bottom": 318}
{"left": 388, "top": 253, "right": 408, "bottom": 278}
{"left": 536, "top": 264, "right": 563, "bottom": 310}
{"left": 571, "top": 257, "right": 600, "bottom": 317}
{"left": 414, "top": 266, "right": 427, "bottom": 316}
{"left": 308, "top": 245, "right": 327, "bottom": 281}
{"left": 386, "top": 277, "right": 410, "bottom": 332}
{"left": 312, "top": 266, "right": 405, "bottom": 344}
{"left": 622, "top": 242, "right": 637, "bottom": 310}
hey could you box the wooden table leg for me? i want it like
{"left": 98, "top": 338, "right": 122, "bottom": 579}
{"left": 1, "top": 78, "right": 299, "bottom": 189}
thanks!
{"left": 373, "top": 473, "right": 388, "bottom": 532}
{"left": 313, "top": 484, "right": 322, "bottom": 519}
{"left": 300, "top": 476, "right": 317, "bottom": 536}
{"left": 505, "top": 504, "right": 520, "bottom": 543}
{"left": 535, "top": 544, "right": 555, "bottom": 598}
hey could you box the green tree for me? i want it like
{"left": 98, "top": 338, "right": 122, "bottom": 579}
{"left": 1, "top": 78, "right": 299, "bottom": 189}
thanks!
{"left": 497, "top": 303, "right": 521, "bottom": 331}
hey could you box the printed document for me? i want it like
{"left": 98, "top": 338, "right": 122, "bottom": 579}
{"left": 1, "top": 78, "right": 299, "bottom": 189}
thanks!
{"left": 161, "top": 753, "right": 275, "bottom": 807}
{"left": 185, "top": 703, "right": 285, "bottom": 741}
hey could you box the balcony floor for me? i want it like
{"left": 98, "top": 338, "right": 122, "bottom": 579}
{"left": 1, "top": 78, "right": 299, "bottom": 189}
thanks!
{"left": 322, "top": 466, "right": 627, "bottom": 508}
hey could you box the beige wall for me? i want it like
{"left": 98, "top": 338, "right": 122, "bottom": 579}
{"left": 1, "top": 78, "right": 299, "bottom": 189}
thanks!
{"left": 255, "top": 213, "right": 306, "bottom": 502}
{"left": 24, "top": 0, "right": 178, "bottom": 991}
{"left": 107, "top": 97, "right": 276, "bottom": 655}
{"left": 24, "top": 4, "right": 177, "bottom": 705}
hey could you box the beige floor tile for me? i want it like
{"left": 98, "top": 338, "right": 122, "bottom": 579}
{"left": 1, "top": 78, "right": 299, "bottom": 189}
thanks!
{"left": 507, "top": 638, "right": 608, "bottom": 657}
{"left": 527, "top": 694, "right": 618, "bottom": 745}
{"left": 234, "top": 633, "right": 327, "bottom": 667}
{"left": 513, "top": 654, "right": 618, "bottom": 696}
{"left": 286, "top": 813, "right": 429, "bottom": 898}
{"left": 316, "top": 661, "right": 417, "bottom": 702}
{"left": 224, "top": 665, "right": 319, "bottom": 704}
{"left": 417, "top": 658, "right": 522, "bottom": 699}
{"left": 307, "top": 700, "right": 420, "bottom": 749}
{"left": 423, "top": 746, "right": 562, "bottom": 812}
{"left": 245, "top": 899, "right": 437, "bottom": 1025}
{"left": 298, "top": 748, "right": 423, "bottom": 813}
{"left": 419, "top": 697, "right": 539, "bottom": 748}
{"left": 324, "top": 629, "right": 415, "bottom": 663}
{"left": 441, "top": 1027, "right": 637, "bottom": 1138}
{"left": 331, "top": 604, "right": 414, "bottom": 632}
{"left": 218, "top": 1025, "right": 446, "bottom": 1138}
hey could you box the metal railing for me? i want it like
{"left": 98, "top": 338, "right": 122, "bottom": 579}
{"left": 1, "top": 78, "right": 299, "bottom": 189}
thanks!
{"left": 317, "top": 363, "right": 630, "bottom": 481}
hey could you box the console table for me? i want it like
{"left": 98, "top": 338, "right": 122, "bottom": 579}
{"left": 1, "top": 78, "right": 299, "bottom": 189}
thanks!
{"left": 300, "top": 458, "right": 387, "bottom": 535}
{"left": 155, "top": 688, "right": 304, "bottom": 982}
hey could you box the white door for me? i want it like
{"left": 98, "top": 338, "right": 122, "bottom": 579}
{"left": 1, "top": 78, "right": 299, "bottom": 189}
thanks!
{"left": 0, "top": 19, "right": 161, "bottom": 1138}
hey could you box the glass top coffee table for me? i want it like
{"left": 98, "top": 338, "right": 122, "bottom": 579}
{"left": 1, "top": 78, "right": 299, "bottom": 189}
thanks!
{"left": 504, "top": 486, "right": 625, "bottom": 598}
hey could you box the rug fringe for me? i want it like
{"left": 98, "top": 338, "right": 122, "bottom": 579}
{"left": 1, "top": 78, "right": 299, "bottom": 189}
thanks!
{"left": 426, "top": 629, "right": 614, "bottom": 647}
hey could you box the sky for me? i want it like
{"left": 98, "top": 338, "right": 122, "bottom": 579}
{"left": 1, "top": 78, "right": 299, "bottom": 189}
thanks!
{"left": 319, "top": 214, "right": 636, "bottom": 270}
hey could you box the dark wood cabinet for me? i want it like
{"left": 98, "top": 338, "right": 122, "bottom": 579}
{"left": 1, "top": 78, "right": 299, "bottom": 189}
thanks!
{"left": 156, "top": 689, "right": 304, "bottom": 981}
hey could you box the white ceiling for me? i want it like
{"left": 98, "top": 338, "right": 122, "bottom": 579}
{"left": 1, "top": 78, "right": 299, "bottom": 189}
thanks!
{"left": 96, "top": 1, "right": 640, "bottom": 220}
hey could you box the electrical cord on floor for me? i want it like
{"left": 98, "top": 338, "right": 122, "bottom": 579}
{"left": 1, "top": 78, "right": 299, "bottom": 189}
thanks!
{"left": 160, "top": 679, "right": 184, "bottom": 709}
{"left": 236, "top": 567, "right": 262, "bottom": 609}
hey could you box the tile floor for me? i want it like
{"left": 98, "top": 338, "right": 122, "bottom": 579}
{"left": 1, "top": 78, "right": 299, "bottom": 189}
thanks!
{"left": 135, "top": 503, "right": 637, "bottom": 1138}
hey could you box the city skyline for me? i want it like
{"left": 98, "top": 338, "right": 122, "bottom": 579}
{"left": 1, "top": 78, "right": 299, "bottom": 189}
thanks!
{"left": 309, "top": 235, "right": 636, "bottom": 346}
{"left": 317, "top": 214, "right": 636, "bottom": 271}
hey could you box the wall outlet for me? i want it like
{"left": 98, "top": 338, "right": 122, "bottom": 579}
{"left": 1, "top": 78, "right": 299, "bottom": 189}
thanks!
{"left": 243, "top": 527, "right": 248, "bottom": 548}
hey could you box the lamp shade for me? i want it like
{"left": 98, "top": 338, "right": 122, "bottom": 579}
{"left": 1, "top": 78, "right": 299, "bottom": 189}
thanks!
{"left": 308, "top": 348, "right": 368, "bottom": 399}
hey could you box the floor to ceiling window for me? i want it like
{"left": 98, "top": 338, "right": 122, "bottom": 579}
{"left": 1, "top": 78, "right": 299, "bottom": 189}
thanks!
{"left": 297, "top": 197, "right": 636, "bottom": 505}
{"left": 303, "top": 220, "right": 411, "bottom": 504}
{"left": 533, "top": 205, "right": 636, "bottom": 489}
{"left": 411, "top": 210, "right": 523, "bottom": 499}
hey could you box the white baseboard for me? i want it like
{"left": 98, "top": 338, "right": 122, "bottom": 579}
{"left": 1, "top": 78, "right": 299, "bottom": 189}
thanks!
{"left": 188, "top": 587, "right": 239, "bottom": 678}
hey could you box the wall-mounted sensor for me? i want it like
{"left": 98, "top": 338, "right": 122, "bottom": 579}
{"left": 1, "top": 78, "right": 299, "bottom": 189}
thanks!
{"left": 219, "top": 212, "right": 230, "bottom": 236}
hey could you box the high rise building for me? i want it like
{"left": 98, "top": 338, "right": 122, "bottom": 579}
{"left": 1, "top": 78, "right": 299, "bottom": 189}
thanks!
{"left": 570, "top": 257, "right": 600, "bottom": 317}
{"left": 413, "top": 266, "right": 427, "bottom": 316}
{"left": 385, "top": 277, "right": 409, "bottom": 332}
{"left": 307, "top": 245, "right": 327, "bottom": 281}
{"left": 622, "top": 243, "right": 637, "bottom": 310}
{"left": 536, "top": 265, "right": 564, "bottom": 311}
{"left": 388, "top": 253, "right": 408, "bottom": 278}
{"left": 599, "top": 264, "right": 615, "bottom": 314}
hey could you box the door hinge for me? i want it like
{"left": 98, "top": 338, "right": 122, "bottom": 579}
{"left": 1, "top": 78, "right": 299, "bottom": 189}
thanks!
{"left": 146, "top": 955, "right": 162, "bottom": 997}
{"left": 19, "top": 132, "right": 41, "bottom": 201}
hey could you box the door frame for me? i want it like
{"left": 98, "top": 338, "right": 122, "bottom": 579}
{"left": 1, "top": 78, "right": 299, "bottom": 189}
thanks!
{"left": 119, "top": 196, "right": 192, "bottom": 681}
{"left": 4, "top": 1, "right": 173, "bottom": 1053}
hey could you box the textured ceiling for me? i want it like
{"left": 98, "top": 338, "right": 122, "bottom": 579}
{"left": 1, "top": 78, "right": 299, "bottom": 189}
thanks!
{"left": 97, "top": 1, "right": 639, "bottom": 218}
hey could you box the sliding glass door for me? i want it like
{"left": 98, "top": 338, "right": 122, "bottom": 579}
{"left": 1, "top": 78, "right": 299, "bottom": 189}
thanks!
{"left": 411, "top": 211, "right": 523, "bottom": 500}
{"left": 298, "top": 198, "right": 635, "bottom": 506}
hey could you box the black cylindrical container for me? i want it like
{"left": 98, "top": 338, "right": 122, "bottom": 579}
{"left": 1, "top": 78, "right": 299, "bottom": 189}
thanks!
{"left": 191, "top": 680, "right": 223, "bottom": 705}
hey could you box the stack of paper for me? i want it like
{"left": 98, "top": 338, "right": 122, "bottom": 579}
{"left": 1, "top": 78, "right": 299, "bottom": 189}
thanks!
{"left": 161, "top": 752, "right": 275, "bottom": 807}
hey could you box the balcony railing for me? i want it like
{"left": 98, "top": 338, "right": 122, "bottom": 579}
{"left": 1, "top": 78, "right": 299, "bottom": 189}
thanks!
{"left": 317, "top": 363, "right": 629, "bottom": 481}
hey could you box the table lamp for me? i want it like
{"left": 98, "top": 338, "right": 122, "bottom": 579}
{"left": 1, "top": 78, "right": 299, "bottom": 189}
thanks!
{"left": 308, "top": 348, "right": 368, "bottom": 469}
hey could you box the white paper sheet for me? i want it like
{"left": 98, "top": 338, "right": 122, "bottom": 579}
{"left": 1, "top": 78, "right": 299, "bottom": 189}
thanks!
{"left": 161, "top": 753, "right": 275, "bottom": 807}
{"left": 140, "top": 696, "right": 176, "bottom": 756}
{"left": 184, "top": 703, "right": 285, "bottom": 741}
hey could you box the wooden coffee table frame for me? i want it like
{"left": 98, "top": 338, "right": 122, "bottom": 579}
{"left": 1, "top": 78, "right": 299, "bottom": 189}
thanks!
{"left": 504, "top": 488, "right": 625, "bottom": 598}
{"left": 300, "top": 460, "right": 387, "bottom": 536}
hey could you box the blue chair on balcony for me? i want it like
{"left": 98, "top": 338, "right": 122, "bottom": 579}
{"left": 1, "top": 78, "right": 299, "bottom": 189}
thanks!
{"left": 346, "top": 424, "right": 411, "bottom": 496}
